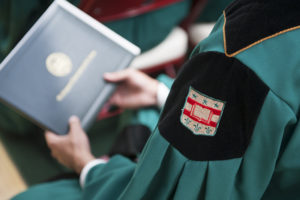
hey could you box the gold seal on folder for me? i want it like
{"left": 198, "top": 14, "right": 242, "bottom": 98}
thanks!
{"left": 46, "top": 52, "right": 72, "bottom": 77}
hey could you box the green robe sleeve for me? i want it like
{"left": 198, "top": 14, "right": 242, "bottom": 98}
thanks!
{"left": 13, "top": 179, "right": 82, "bottom": 200}
{"left": 157, "top": 73, "right": 174, "bottom": 89}
{"left": 82, "top": 156, "right": 136, "bottom": 199}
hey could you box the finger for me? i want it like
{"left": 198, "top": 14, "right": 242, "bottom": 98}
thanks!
{"left": 109, "top": 94, "right": 123, "bottom": 107}
{"left": 103, "top": 69, "right": 133, "bottom": 82}
{"left": 110, "top": 94, "right": 138, "bottom": 109}
{"left": 69, "top": 115, "right": 83, "bottom": 135}
{"left": 45, "top": 131, "right": 62, "bottom": 147}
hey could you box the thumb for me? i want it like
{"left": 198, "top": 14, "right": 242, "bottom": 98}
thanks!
{"left": 103, "top": 69, "right": 132, "bottom": 83}
{"left": 69, "top": 115, "right": 83, "bottom": 134}
{"left": 45, "top": 131, "right": 63, "bottom": 147}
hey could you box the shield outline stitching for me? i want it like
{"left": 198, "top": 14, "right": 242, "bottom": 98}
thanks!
{"left": 180, "top": 86, "right": 226, "bottom": 136}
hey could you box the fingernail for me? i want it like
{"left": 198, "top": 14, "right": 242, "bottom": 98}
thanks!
{"left": 69, "top": 115, "right": 79, "bottom": 122}
{"left": 103, "top": 72, "right": 111, "bottom": 77}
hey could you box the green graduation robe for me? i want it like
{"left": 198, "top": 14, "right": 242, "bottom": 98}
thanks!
{"left": 13, "top": 0, "right": 300, "bottom": 199}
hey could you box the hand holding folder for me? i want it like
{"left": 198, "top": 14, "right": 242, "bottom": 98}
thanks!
{"left": 0, "top": 0, "right": 140, "bottom": 135}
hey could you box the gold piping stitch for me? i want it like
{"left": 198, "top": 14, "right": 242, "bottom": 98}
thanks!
{"left": 223, "top": 10, "right": 300, "bottom": 57}
{"left": 223, "top": 11, "right": 229, "bottom": 56}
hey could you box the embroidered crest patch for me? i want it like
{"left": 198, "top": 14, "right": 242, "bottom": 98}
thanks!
{"left": 180, "top": 87, "right": 225, "bottom": 136}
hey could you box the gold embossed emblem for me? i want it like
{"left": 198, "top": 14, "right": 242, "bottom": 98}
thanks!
{"left": 56, "top": 50, "right": 97, "bottom": 101}
{"left": 46, "top": 52, "right": 72, "bottom": 77}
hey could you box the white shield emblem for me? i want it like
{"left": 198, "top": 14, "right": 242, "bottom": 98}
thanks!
{"left": 180, "top": 87, "right": 226, "bottom": 136}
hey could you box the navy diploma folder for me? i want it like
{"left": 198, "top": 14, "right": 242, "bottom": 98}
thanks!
{"left": 0, "top": 0, "right": 140, "bottom": 135}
